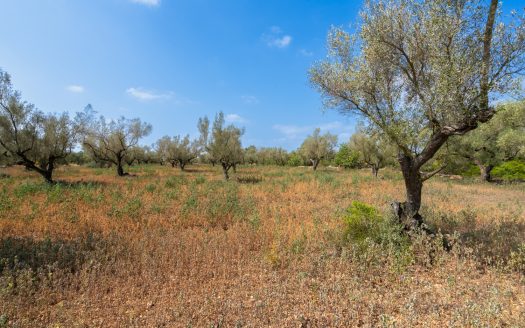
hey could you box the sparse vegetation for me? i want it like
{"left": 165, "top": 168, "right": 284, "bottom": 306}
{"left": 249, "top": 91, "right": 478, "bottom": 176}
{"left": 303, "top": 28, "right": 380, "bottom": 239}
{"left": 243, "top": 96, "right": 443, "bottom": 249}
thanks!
{"left": 0, "top": 164, "right": 523, "bottom": 326}
{"left": 1, "top": 0, "right": 525, "bottom": 326}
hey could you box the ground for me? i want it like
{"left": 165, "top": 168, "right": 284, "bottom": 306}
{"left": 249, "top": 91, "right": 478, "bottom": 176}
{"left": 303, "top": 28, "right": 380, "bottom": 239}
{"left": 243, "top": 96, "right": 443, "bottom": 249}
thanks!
{"left": 0, "top": 164, "right": 524, "bottom": 327}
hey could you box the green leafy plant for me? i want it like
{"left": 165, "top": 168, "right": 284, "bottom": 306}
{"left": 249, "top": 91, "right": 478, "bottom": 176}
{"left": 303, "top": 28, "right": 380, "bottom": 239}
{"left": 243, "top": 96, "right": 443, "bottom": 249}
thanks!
{"left": 492, "top": 160, "right": 525, "bottom": 181}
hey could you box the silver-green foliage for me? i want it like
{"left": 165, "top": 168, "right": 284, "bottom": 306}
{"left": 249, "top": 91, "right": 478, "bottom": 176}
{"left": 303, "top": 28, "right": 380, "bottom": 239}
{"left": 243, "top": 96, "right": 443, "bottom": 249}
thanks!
{"left": 452, "top": 101, "right": 525, "bottom": 180}
{"left": 299, "top": 128, "right": 337, "bottom": 170}
{"left": 310, "top": 0, "right": 525, "bottom": 221}
{"left": 0, "top": 70, "right": 79, "bottom": 182}
{"left": 199, "top": 112, "right": 244, "bottom": 180}
{"left": 78, "top": 105, "right": 152, "bottom": 176}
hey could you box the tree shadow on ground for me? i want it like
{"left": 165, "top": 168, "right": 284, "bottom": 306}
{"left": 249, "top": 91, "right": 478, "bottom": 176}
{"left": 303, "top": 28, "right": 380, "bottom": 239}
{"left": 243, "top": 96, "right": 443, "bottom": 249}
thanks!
{"left": 55, "top": 180, "right": 109, "bottom": 188}
{"left": 181, "top": 168, "right": 214, "bottom": 174}
{"left": 430, "top": 210, "right": 525, "bottom": 264}
{"left": 0, "top": 235, "right": 104, "bottom": 274}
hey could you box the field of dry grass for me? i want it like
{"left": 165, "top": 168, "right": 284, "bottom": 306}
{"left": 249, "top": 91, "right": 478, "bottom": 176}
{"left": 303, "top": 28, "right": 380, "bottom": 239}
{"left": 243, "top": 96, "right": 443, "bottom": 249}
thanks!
{"left": 0, "top": 164, "right": 524, "bottom": 327}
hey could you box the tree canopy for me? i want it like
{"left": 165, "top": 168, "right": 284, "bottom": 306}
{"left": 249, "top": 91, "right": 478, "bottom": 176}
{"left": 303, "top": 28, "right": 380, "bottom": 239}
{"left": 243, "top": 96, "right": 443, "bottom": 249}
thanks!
{"left": 310, "top": 0, "right": 525, "bottom": 228}
{"left": 199, "top": 112, "right": 244, "bottom": 180}
{"left": 0, "top": 70, "right": 79, "bottom": 183}
{"left": 452, "top": 101, "right": 525, "bottom": 181}
{"left": 79, "top": 106, "right": 152, "bottom": 176}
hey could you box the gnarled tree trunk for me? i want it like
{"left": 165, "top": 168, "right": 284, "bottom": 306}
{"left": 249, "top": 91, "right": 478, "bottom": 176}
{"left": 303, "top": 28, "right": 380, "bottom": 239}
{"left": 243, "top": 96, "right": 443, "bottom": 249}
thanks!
{"left": 476, "top": 161, "right": 494, "bottom": 182}
{"left": 396, "top": 154, "right": 425, "bottom": 230}
{"left": 310, "top": 159, "right": 320, "bottom": 171}
{"left": 221, "top": 162, "right": 231, "bottom": 180}
{"left": 116, "top": 157, "right": 127, "bottom": 176}
{"left": 371, "top": 165, "right": 379, "bottom": 178}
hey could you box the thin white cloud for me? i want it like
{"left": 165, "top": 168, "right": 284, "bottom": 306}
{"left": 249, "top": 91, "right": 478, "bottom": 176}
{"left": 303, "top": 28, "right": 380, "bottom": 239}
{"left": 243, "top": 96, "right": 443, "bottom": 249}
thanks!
{"left": 225, "top": 114, "right": 247, "bottom": 124}
{"left": 267, "top": 35, "right": 292, "bottom": 48}
{"left": 126, "top": 87, "right": 170, "bottom": 101}
{"left": 125, "top": 87, "right": 197, "bottom": 106}
{"left": 66, "top": 85, "right": 85, "bottom": 93}
{"left": 299, "top": 49, "right": 313, "bottom": 57}
{"left": 273, "top": 121, "right": 351, "bottom": 140}
{"left": 241, "top": 95, "right": 260, "bottom": 105}
{"left": 263, "top": 26, "right": 292, "bottom": 48}
{"left": 130, "top": 0, "right": 160, "bottom": 7}
{"left": 273, "top": 124, "right": 311, "bottom": 138}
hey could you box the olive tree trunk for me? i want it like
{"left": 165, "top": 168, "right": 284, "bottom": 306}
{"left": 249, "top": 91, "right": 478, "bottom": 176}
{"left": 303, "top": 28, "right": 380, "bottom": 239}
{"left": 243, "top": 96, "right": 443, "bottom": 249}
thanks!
{"left": 221, "top": 162, "right": 231, "bottom": 180}
{"left": 372, "top": 165, "right": 379, "bottom": 178}
{"left": 476, "top": 162, "right": 494, "bottom": 182}
{"left": 310, "top": 159, "right": 320, "bottom": 171}
{"left": 395, "top": 154, "right": 425, "bottom": 230}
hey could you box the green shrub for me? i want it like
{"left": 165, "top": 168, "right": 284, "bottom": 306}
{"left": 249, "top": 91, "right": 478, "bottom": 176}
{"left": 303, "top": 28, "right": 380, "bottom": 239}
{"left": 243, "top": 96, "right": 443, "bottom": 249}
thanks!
{"left": 13, "top": 182, "right": 46, "bottom": 197}
{"left": 194, "top": 175, "right": 206, "bottom": 185}
{"left": 462, "top": 164, "right": 481, "bottom": 178}
{"left": 145, "top": 183, "right": 157, "bottom": 193}
{"left": 287, "top": 153, "right": 303, "bottom": 166}
{"left": 343, "top": 201, "right": 383, "bottom": 243}
{"left": 165, "top": 176, "right": 186, "bottom": 188}
{"left": 492, "top": 160, "right": 525, "bottom": 181}
{"left": 508, "top": 243, "right": 525, "bottom": 273}
{"left": 0, "top": 188, "right": 13, "bottom": 214}
{"left": 342, "top": 201, "right": 411, "bottom": 267}
{"left": 334, "top": 144, "right": 361, "bottom": 169}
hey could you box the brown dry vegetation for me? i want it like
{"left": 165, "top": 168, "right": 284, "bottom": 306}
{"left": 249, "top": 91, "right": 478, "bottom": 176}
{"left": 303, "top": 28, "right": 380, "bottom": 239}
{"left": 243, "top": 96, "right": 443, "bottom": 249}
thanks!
{"left": 0, "top": 164, "right": 524, "bottom": 327}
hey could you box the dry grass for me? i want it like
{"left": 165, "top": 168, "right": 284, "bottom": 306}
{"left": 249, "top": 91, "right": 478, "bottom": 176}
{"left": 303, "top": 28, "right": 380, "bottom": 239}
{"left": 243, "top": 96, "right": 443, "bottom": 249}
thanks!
{"left": 0, "top": 164, "right": 524, "bottom": 327}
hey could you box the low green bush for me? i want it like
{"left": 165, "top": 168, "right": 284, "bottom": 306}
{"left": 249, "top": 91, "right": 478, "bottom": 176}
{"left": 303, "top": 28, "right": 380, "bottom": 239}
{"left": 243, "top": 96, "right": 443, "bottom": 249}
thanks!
{"left": 343, "top": 201, "right": 383, "bottom": 244}
{"left": 492, "top": 160, "right": 525, "bottom": 181}
{"left": 342, "top": 201, "right": 412, "bottom": 268}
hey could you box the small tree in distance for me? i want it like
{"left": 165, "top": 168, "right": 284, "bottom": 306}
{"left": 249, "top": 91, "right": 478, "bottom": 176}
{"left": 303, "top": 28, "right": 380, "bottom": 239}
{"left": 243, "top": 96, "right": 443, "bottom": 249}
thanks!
{"left": 300, "top": 128, "right": 337, "bottom": 171}
{"left": 78, "top": 105, "right": 152, "bottom": 176}
{"left": 349, "top": 129, "right": 395, "bottom": 177}
{"left": 199, "top": 112, "right": 244, "bottom": 180}
{"left": 170, "top": 135, "right": 199, "bottom": 170}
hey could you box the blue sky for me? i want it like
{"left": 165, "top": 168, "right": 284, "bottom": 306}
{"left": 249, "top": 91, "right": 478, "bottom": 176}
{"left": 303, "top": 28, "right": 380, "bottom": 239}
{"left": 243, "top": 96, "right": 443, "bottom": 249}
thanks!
{"left": 1, "top": 0, "right": 523, "bottom": 150}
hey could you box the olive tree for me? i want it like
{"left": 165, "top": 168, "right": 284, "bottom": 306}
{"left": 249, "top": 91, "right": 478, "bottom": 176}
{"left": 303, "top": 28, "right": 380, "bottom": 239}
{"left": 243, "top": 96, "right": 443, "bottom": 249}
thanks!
{"left": 0, "top": 70, "right": 79, "bottom": 183}
{"left": 199, "top": 112, "right": 244, "bottom": 180}
{"left": 452, "top": 101, "right": 525, "bottom": 181}
{"left": 155, "top": 135, "right": 199, "bottom": 170}
{"left": 79, "top": 107, "right": 152, "bottom": 176}
{"left": 257, "top": 147, "right": 289, "bottom": 166}
{"left": 156, "top": 136, "right": 176, "bottom": 167}
{"left": 349, "top": 129, "right": 395, "bottom": 177}
{"left": 244, "top": 145, "right": 258, "bottom": 165}
{"left": 299, "top": 128, "right": 337, "bottom": 171}
{"left": 130, "top": 145, "right": 158, "bottom": 165}
{"left": 310, "top": 0, "right": 525, "bottom": 229}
